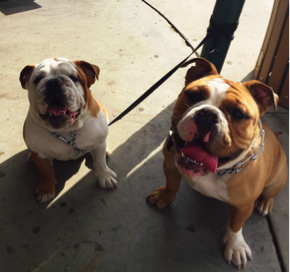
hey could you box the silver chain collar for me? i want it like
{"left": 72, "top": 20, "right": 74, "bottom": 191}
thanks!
{"left": 49, "top": 130, "right": 85, "bottom": 156}
{"left": 215, "top": 119, "right": 265, "bottom": 175}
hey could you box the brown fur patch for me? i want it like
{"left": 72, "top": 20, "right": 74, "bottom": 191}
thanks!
{"left": 20, "top": 65, "right": 35, "bottom": 89}
{"left": 211, "top": 80, "right": 261, "bottom": 157}
{"left": 73, "top": 61, "right": 101, "bottom": 118}
{"left": 243, "top": 80, "right": 279, "bottom": 114}
{"left": 88, "top": 97, "right": 101, "bottom": 118}
{"left": 180, "top": 57, "right": 218, "bottom": 86}
{"left": 229, "top": 204, "right": 254, "bottom": 232}
{"left": 226, "top": 123, "right": 287, "bottom": 209}
{"left": 30, "top": 151, "right": 55, "bottom": 182}
{"left": 96, "top": 101, "right": 108, "bottom": 118}
{"left": 30, "top": 151, "right": 57, "bottom": 202}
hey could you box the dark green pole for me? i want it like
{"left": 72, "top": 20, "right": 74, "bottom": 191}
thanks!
{"left": 200, "top": 0, "right": 246, "bottom": 73}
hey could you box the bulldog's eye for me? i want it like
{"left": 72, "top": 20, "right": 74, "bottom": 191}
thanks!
{"left": 186, "top": 92, "right": 200, "bottom": 102}
{"left": 69, "top": 76, "right": 79, "bottom": 83}
{"left": 33, "top": 76, "right": 43, "bottom": 86}
{"left": 232, "top": 109, "right": 246, "bottom": 120}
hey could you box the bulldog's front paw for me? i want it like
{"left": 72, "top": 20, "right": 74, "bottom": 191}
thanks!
{"left": 147, "top": 186, "right": 176, "bottom": 208}
{"left": 34, "top": 180, "right": 56, "bottom": 203}
{"left": 255, "top": 195, "right": 273, "bottom": 216}
{"left": 223, "top": 226, "right": 252, "bottom": 269}
{"left": 96, "top": 168, "right": 117, "bottom": 189}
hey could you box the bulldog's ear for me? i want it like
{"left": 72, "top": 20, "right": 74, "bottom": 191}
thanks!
{"left": 243, "top": 80, "right": 279, "bottom": 115}
{"left": 180, "top": 57, "right": 218, "bottom": 85}
{"left": 73, "top": 61, "right": 100, "bottom": 88}
{"left": 20, "top": 65, "right": 35, "bottom": 89}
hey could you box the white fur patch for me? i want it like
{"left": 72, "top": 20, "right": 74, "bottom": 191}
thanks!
{"left": 25, "top": 108, "right": 108, "bottom": 161}
{"left": 206, "top": 78, "right": 230, "bottom": 107}
{"left": 183, "top": 172, "right": 230, "bottom": 201}
{"left": 223, "top": 225, "right": 252, "bottom": 268}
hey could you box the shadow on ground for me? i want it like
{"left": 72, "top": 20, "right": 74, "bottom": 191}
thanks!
{"left": 240, "top": 69, "right": 255, "bottom": 83}
{"left": 0, "top": 0, "right": 41, "bottom": 16}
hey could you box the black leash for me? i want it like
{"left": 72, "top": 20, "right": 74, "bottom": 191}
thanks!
{"left": 108, "top": 12, "right": 239, "bottom": 126}
{"left": 108, "top": 37, "right": 207, "bottom": 126}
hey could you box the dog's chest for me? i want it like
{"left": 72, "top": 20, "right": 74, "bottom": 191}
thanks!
{"left": 25, "top": 111, "right": 108, "bottom": 160}
{"left": 183, "top": 173, "right": 230, "bottom": 201}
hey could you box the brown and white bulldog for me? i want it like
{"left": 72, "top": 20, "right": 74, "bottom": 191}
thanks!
{"left": 147, "top": 58, "right": 288, "bottom": 268}
{"left": 20, "top": 58, "right": 117, "bottom": 203}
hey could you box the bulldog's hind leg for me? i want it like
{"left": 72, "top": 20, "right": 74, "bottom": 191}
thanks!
{"left": 255, "top": 167, "right": 288, "bottom": 216}
{"left": 90, "top": 142, "right": 117, "bottom": 189}
{"left": 255, "top": 195, "right": 273, "bottom": 216}
{"left": 30, "top": 151, "right": 56, "bottom": 203}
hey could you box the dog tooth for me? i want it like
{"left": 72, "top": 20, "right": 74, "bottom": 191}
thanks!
{"left": 200, "top": 163, "right": 203, "bottom": 166}
{"left": 194, "top": 160, "right": 196, "bottom": 163}
{"left": 182, "top": 152, "right": 185, "bottom": 157}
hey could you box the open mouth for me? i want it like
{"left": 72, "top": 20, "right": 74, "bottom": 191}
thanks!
{"left": 174, "top": 132, "right": 237, "bottom": 177}
{"left": 40, "top": 101, "right": 80, "bottom": 120}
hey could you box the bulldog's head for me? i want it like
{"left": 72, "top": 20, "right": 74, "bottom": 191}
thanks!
{"left": 172, "top": 58, "right": 279, "bottom": 178}
{"left": 20, "top": 58, "right": 100, "bottom": 130}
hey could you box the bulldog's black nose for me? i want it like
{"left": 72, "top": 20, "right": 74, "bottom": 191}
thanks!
{"left": 196, "top": 108, "right": 220, "bottom": 124}
{"left": 44, "top": 78, "right": 66, "bottom": 105}
{"left": 46, "top": 78, "right": 62, "bottom": 90}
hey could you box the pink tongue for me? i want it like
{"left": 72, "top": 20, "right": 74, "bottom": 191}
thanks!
{"left": 181, "top": 146, "right": 218, "bottom": 173}
{"left": 47, "top": 105, "right": 67, "bottom": 116}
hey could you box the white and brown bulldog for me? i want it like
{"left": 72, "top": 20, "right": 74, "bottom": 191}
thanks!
{"left": 147, "top": 58, "right": 288, "bottom": 268}
{"left": 20, "top": 58, "right": 117, "bottom": 203}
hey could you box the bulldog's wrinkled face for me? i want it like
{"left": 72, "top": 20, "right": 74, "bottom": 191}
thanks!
{"left": 20, "top": 58, "right": 100, "bottom": 130}
{"left": 172, "top": 58, "right": 278, "bottom": 178}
